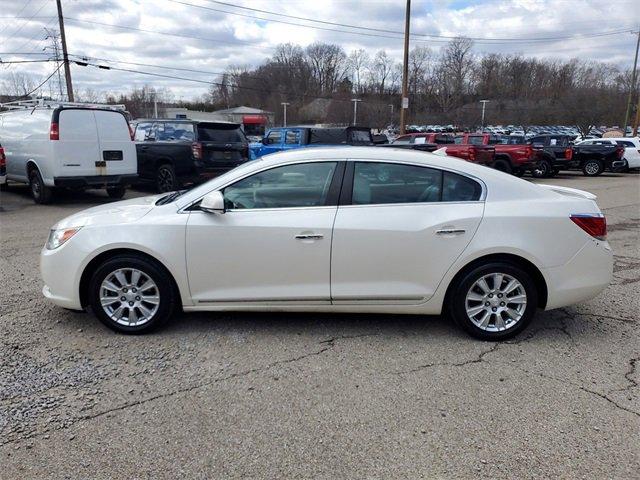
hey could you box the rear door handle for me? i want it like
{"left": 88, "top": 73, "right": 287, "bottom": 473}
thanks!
{"left": 436, "top": 229, "right": 466, "bottom": 235}
{"left": 295, "top": 234, "right": 324, "bottom": 240}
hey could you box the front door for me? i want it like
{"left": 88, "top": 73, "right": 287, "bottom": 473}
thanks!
{"left": 331, "top": 161, "right": 484, "bottom": 303}
{"left": 186, "top": 161, "right": 343, "bottom": 303}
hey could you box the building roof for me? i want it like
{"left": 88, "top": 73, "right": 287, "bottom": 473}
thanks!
{"left": 212, "top": 105, "right": 273, "bottom": 115}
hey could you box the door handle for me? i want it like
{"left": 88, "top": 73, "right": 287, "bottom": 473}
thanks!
{"left": 295, "top": 234, "right": 324, "bottom": 240}
{"left": 436, "top": 229, "right": 466, "bottom": 235}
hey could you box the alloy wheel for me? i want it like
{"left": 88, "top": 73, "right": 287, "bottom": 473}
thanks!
{"left": 465, "top": 273, "right": 527, "bottom": 332}
{"left": 585, "top": 162, "right": 599, "bottom": 175}
{"left": 99, "top": 268, "right": 160, "bottom": 326}
{"left": 157, "top": 166, "right": 175, "bottom": 192}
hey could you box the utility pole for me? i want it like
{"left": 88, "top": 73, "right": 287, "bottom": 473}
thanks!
{"left": 45, "top": 28, "right": 64, "bottom": 100}
{"left": 281, "top": 102, "right": 289, "bottom": 127}
{"left": 480, "top": 100, "right": 489, "bottom": 130}
{"left": 351, "top": 98, "right": 362, "bottom": 125}
{"left": 153, "top": 92, "right": 158, "bottom": 118}
{"left": 622, "top": 29, "right": 640, "bottom": 137}
{"left": 633, "top": 94, "right": 640, "bottom": 137}
{"left": 399, "top": 0, "right": 411, "bottom": 135}
{"left": 55, "top": 0, "right": 74, "bottom": 102}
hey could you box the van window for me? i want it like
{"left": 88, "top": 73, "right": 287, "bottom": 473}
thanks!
{"left": 59, "top": 110, "right": 98, "bottom": 141}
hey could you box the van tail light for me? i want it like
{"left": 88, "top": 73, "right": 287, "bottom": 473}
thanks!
{"left": 565, "top": 147, "right": 573, "bottom": 160}
{"left": 191, "top": 142, "right": 203, "bottom": 160}
{"left": 128, "top": 124, "right": 134, "bottom": 141}
{"left": 570, "top": 214, "right": 606, "bottom": 240}
{"left": 49, "top": 122, "right": 59, "bottom": 140}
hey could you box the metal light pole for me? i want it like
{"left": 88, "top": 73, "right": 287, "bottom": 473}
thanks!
{"left": 622, "top": 30, "right": 640, "bottom": 137}
{"left": 351, "top": 98, "right": 362, "bottom": 125}
{"left": 153, "top": 92, "right": 158, "bottom": 118}
{"left": 399, "top": 0, "right": 411, "bottom": 135}
{"left": 281, "top": 102, "right": 290, "bottom": 127}
{"left": 480, "top": 100, "right": 489, "bottom": 130}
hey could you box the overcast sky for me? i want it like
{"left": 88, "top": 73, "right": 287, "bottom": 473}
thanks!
{"left": 1, "top": 0, "right": 638, "bottom": 100}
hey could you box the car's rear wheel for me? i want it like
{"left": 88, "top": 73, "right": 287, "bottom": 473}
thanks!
{"left": 449, "top": 262, "right": 538, "bottom": 341}
{"left": 106, "top": 186, "right": 126, "bottom": 199}
{"left": 88, "top": 255, "right": 176, "bottom": 334}
{"left": 156, "top": 164, "right": 177, "bottom": 193}
{"left": 532, "top": 159, "right": 551, "bottom": 178}
{"left": 493, "top": 159, "right": 512, "bottom": 174}
{"left": 582, "top": 159, "right": 604, "bottom": 176}
{"left": 512, "top": 167, "right": 525, "bottom": 177}
{"left": 29, "top": 168, "right": 53, "bottom": 204}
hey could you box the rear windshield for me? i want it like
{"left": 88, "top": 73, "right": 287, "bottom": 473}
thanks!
{"left": 197, "top": 123, "right": 247, "bottom": 143}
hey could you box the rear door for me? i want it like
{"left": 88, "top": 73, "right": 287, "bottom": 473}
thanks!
{"left": 196, "top": 123, "right": 248, "bottom": 170}
{"left": 56, "top": 109, "right": 100, "bottom": 177}
{"left": 94, "top": 110, "right": 136, "bottom": 176}
{"left": 331, "top": 161, "right": 484, "bottom": 303}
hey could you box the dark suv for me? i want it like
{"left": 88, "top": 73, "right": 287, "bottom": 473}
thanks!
{"left": 133, "top": 119, "right": 249, "bottom": 192}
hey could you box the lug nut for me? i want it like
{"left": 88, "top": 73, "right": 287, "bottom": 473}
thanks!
{"left": 120, "top": 296, "right": 126, "bottom": 301}
{"left": 500, "top": 302, "right": 505, "bottom": 306}
{"left": 132, "top": 288, "right": 137, "bottom": 293}
{"left": 497, "top": 293, "right": 503, "bottom": 298}
{"left": 485, "top": 302, "right": 490, "bottom": 306}
{"left": 488, "top": 293, "right": 493, "bottom": 298}
{"left": 492, "top": 307, "right": 497, "bottom": 312}
{"left": 122, "top": 288, "right": 128, "bottom": 293}
{"left": 135, "top": 296, "right": 140, "bottom": 301}
{"left": 128, "top": 301, "right": 134, "bottom": 306}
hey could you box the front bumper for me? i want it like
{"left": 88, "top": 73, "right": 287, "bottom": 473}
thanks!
{"left": 40, "top": 240, "right": 85, "bottom": 310}
{"left": 543, "top": 239, "right": 613, "bottom": 310}
{"left": 54, "top": 174, "right": 138, "bottom": 188}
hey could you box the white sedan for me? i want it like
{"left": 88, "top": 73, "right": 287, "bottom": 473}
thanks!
{"left": 41, "top": 147, "right": 613, "bottom": 340}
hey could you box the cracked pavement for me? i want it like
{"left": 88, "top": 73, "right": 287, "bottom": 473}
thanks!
{"left": 0, "top": 172, "right": 638, "bottom": 479}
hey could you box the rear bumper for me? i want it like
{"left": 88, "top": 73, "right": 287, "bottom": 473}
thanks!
{"left": 54, "top": 174, "right": 138, "bottom": 188}
{"left": 543, "top": 239, "right": 613, "bottom": 310}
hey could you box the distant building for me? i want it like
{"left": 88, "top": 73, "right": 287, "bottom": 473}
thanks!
{"left": 164, "top": 106, "right": 273, "bottom": 137}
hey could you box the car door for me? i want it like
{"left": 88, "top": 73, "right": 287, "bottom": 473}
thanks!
{"left": 185, "top": 160, "right": 344, "bottom": 303}
{"left": 260, "top": 130, "right": 283, "bottom": 156}
{"left": 331, "top": 161, "right": 484, "bottom": 304}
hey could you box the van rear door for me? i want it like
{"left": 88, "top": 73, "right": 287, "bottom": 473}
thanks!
{"left": 94, "top": 110, "right": 136, "bottom": 176}
{"left": 56, "top": 109, "right": 101, "bottom": 178}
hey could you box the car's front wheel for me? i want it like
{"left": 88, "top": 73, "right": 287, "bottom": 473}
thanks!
{"left": 582, "top": 159, "right": 604, "bottom": 176}
{"left": 106, "top": 186, "right": 126, "bottom": 199}
{"left": 531, "top": 159, "right": 551, "bottom": 178}
{"left": 449, "top": 262, "right": 538, "bottom": 341}
{"left": 156, "top": 164, "right": 177, "bottom": 193}
{"left": 88, "top": 255, "right": 176, "bottom": 334}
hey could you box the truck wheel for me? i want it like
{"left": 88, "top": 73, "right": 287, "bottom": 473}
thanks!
{"left": 532, "top": 159, "right": 551, "bottom": 178}
{"left": 549, "top": 168, "right": 560, "bottom": 177}
{"left": 29, "top": 168, "right": 53, "bottom": 204}
{"left": 156, "top": 164, "right": 176, "bottom": 193}
{"left": 106, "top": 186, "right": 126, "bottom": 199}
{"left": 493, "top": 159, "right": 513, "bottom": 174}
{"left": 582, "top": 159, "right": 604, "bottom": 177}
{"left": 512, "top": 167, "right": 525, "bottom": 177}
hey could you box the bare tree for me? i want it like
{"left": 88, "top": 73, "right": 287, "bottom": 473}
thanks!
{"left": 348, "top": 48, "right": 370, "bottom": 95}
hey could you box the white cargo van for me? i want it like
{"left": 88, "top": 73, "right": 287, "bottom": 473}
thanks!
{"left": 0, "top": 101, "right": 137, "bottom": 203}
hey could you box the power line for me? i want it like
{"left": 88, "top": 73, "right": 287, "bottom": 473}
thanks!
{"left": 16, "top": 63, "right": 63, "bottom": 99}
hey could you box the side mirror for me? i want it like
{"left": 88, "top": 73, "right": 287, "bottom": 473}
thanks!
{"left": 200, "top": 191, "right": 225, "bottom": 214}
{"left": 262, "top": 137, "right": 269, "bottom": 145}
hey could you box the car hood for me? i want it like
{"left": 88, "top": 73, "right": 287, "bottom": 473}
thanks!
{"left": 53, "top": 194, "right": 164, "bottom": 229}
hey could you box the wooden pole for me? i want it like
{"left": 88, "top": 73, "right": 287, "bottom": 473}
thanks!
{"left": 399, "top": 0, "right": 411, "bottom": 135}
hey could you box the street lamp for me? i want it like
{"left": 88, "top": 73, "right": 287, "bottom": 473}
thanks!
{"left": 351, "top": 98, "right": 362, "bottom": 125}
{"left": 480, "top": 99, "right": 489, "bottom": 130}
{"left": 281, "top": 102, "right": 290, "bottom": 127}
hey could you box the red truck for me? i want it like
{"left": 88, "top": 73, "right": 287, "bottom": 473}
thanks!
{"left": 458, "top": 134, "right": 539, "bottom": 176}
{"left": 392, "top": 133, "right": 495, "bottom": 166}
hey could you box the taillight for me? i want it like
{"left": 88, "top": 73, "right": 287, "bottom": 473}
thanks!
{"left": 0, "top": 147, "right": 5, "bottom": 167}
{"left": 565, "top": 147, "right": 573, "bottom": 160}
{"left": 616, "top": 146, "right": 624, "bottom": 158}
{"left": 468, "top": 148, "right": 476, "bottom": 161}
{"left": 191, "top": 142, "right": 202, "bottom": 160}
{"left": 570, "top": 214, "right": 606, "bottom": 240}
{"left": 526, "top": 145, "right": 533, "bottom": 158}
{"left": 49, "top": 122, "right": 59, "bottom": 140}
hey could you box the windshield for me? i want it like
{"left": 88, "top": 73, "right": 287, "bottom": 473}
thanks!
{"left": 197, "top": 124, "right": 247, "bottom": 143}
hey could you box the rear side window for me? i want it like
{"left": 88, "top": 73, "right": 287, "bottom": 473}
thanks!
{"left": 442, "top": 171, "right": 483, "bottom": 202}
{"left": 616, "top": 140, "right": 634, "bottom": 147}
{"left": 467, "top": 136, "right": 484, "bottom": 145}
{"left": 134, "top": 122, "right": 153, "bottom": 141}
{"left": 156, "top": 122, "right": 194, "bottom": 142}
{"left": 352, "top": 162, "right": 442, "bottom": 205}
{"left": 285, "top": 130, "right": 300, "bottom": 144}
{"left": 197, "top": 124, "right": 246, "bottom": 143}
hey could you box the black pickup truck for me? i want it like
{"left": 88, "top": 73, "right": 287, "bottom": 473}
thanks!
{"left": 528, "top": 134, "right": 625, "bottom": 177}
{"left": 132, "top": 119, "right": 249, "bottom": 192}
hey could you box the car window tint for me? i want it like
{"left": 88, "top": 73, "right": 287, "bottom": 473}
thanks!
{"left": 285, "top": 130, "right": 299, "bottom": 144}
{"left": 159, "top": 122, "right": 194, "bottom": 142}
{"left": 414, "top": 137, "right": 426, "bottom": 144}
{"left": 223, "top": 162, "right": 337, "bottom": 209}
{"left": 467, "top": 136, "right": 484, "bottom": 145}
{"left": 352, "top": 162, "right": 442, "bottom": 205}
{"left": 442, "top": 171, "right": 483, "bottom": 202}
{"left": 197, "top": 124, "right": 246, "bottom": 142}
{"left": 134, "top": 122, "right": 153, "bottom": 141}
{"left": 616, "top": 140, "right": 634, "bottom": 147}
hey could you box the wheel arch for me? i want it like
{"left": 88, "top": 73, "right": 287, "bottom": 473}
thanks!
{"left": 79, "top": 247, "right": 183, "bottom": 310}
{"left": 443, "top": 253, "right": 548, "bottom": 310}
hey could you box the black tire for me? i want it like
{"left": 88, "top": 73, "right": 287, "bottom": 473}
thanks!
{"left": 88, "top": 255, "right": 177, "bottom": 334}
{"left": 448, "top": 262, "right": 538, "bottom": 341}
{"left": 155, "top": 164, "right": 177, "bottom": 193}
{"left": 549, "top": 168, "right": 560, "bottom": 177}
{"left": 582, "top": 159, "right": 604, "bottom": 177}
{"left": 493, "top": 159, "right": 513, "bottom": 174}
{"left": 531, "top": 159, "right": 552, "bottom": 178}
{"left": 0, "top": 181, "right": 7, "bottom": 191}
{"left": 29, "top": 168, "right": 53, "bottom": 204}
{"left": 512, "top": 167, "right": 525, "bottom": 177}
{"left": 106, "top": 186, "right": 126, "bottom": 199}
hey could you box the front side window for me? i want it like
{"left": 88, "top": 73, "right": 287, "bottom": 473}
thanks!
{"left": 352, "top": 162, "right": 442, "bottom": 205}
{"left": 223, "top": 162, "right": 337, "bottom": 209}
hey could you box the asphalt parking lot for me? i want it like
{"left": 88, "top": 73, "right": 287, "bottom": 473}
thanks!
{"left": 0, "top": 172, "right": 638, "bottom": 479}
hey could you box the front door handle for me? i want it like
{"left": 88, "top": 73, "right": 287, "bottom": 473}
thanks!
{"left": 295, "top": 234, "right": 324, "bottom": 240}
{"left": 436, "top": 229, "right": 466, "bottom": 235}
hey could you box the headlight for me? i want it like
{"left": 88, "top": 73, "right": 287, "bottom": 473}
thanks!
{"left": 46, "top": 227, "right": 81, "bottom": 250}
